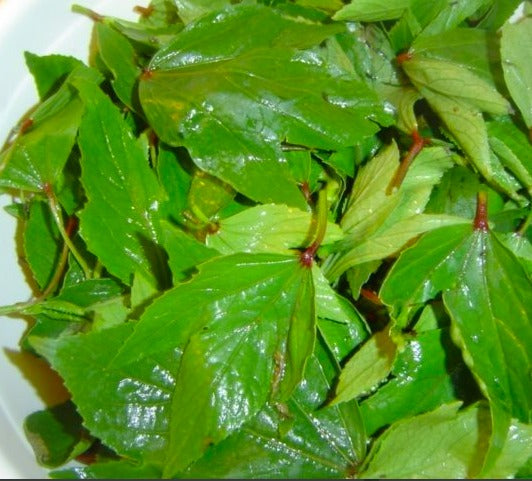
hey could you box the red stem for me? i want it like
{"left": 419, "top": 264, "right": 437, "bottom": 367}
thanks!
{"left": 387, "top": 130, "right": 426, "bottom": 195}
{"left": 473, "top": 192, "right": 489, "bottom": 231}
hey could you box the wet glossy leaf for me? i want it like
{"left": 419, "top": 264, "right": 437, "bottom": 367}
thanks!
{"left": 0, "top": 68, "right": 95, "bottom": 192}
{"left": 24, "top": 401, "right": 91, "bottom": 468}
{"left": 333, "top": 329, "right": 397, "bottom": 405}
{"left": 180, "top": 338, "right": 363, "bottom": 479}
{"left": 23, "top": 200, "right": 61, "bottom": 289}
{"left": 333, "top": 0, "right": 412, "bottom": 22}
{"left": 74, "top": 78, "right": 165, "bottom": 285}
{"left": 206, "top": 204, "right": 343, "bottom": 255}
{"left": 24, "top": 52, "right": 84, "bottom": 100}
{"left": 360, "top": 402, "right": 490, "bottom": 478}
{"left": 187, "top": 170, "right": 235, "bottom": 222}
{"left": 402, "top": 56, "right": 510, "bottom": 116}
{"left": 501, "top": 17, "right": 532, "bottom": 128}
{"left": 51, "top": 461, "right": 161, "bottom": 479}
{"left": 94, "top": 22, "right": 142, "bottom": 112}
{"left": 140, "top": 5, "right": 389, "bottom": 208}
{"left": 174, "top": 0, "right": 234, "bottom": 24}
{"left": 360, "top": 328, "right": 469, "bottom": 436}
{"left": 415, "top": 89, "right": 522, "bottom": 202}
{"left": 31, "top": 323, "right": 180, "bottom": 464}
{"left": 108, "top": 253, "right": 315, "bottom": 474}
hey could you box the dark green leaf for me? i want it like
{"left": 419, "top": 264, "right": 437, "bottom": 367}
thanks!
{"left": 140, "top": 5, "right": 390, "bottom": 208}
{"left": 23, "top": 200, "right": 61, "bottom": 289}
{"left": 74, "top": 77, "right": 165, "bottom": 285}
{"left": 24, "top": 401, "right": 92, "bottom": 468}
{"left": 51, "top": 460, "right": 161, "bottom": 479}
{"left": 24, "top": 52, "right": 84, "bottom": 100}
{"left": 94, "top": 22, "right": 142, "bottom": 112}
{"left": 31, "top": 323, "right": 180, "bottom": 463}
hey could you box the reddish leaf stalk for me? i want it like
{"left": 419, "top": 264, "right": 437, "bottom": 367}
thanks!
{"left": 387, "top": 130, "right": 427, "bottom": 195}
{"left": 473, "top": 191, "right": 489, "bottom": 231}
{"left": 300, "top": 188, "right": 328, "bottom": 268}
{"left": 396, "top": 51, "right": 413, "bottom": 65}
{"left": 133, "top": 5, "right": 154, "bottom": 18}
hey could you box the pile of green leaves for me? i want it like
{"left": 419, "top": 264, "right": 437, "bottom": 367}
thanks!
{"left": 1, "top": 0, "right": 531, "bottom": 478}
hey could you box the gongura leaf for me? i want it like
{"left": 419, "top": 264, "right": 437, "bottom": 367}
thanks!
{"left": 179, "top": 334, "right": 364, "bottom": 478}
{"left": 0, "top": 67, "right": 98, "bottom": 192}
{"left": 31, "top": 323, "right": 181, "bottom": 464}
{"left": 333, "top": 0, "right": 412, "bottom": 22}
{"left": 501, "top": 17, "right": 532, "bottom": 128}
{"left": 24, "top": 401, "right": 92, "bottom": 468}
{"left": 74, "top": 77, "right": 166, "bottom": 286}
{"left": 206, "top": 204, "right": 343, "bottom": 255}
{"left": 359, "top": 327, "right": 471, "bottom": 436}
{"left": 360, "top": 403, "right": 488, "bottom": 478}
{"left": 110, "top": 253, "right": 315, "bottom": 474}
{"left": 380, "top": 215, "right": 532, "bottom": 468}
{"left": 93, "top": 22, "right": 142, "bottom": 112}
{"left": 140, "top": 4, "right": 390, "bottom": 208}
{"left": 23, "top": 200, "right": 61, "bottom": 290}
{"left": 51, "top": 461, "right": 161, "bottom": 479}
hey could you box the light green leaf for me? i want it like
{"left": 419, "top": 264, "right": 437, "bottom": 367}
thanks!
{"left": 206, "top": 204, "right": 343, "bottom": 255}
{"left": 51, "top": 461, "right": 161, "bottom": 479}
{"left": 360, "top": 327, "right": 469, "bottom": 436}
{"left": 333, "top": 0, "right": 412, "bottom": 22}
{"left": 187, "top": 170, "right": 235, "bottom": 222}
{"left": 360, "top": 403, "right": 489, "bottom": 479}
{"left": 497, "top": 232, "right": 532, "bottom": 277}
{"left": 402, "top": 56, "right": 510, "bottom": 116}
{"left": 487, "top": 117, "right": 532, "bottom": 194}
{"left": 332, "top": 329, "right": 397, "bottom": 405}
{"left": 420, "top": 0, "right": 490, "bottom": 37}
{"left": 74, "top": 78, "right": 165, "bottom": 286}
{"left": 416, "top": 89, "right": 522, "bottom": 202}
{"left": 501, "top": 17, "right": 532, "bottom": 128}
{"left": 140, "top": 5, "right": 390, "bottom": 208}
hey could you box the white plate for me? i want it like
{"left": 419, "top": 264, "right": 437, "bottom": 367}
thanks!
{"left": 0, "top": 1, "right": 141, "bottom": 478}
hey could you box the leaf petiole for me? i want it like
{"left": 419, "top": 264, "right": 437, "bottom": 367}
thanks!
{"left": 300, "top": 186, "right": 328, "bottom": 267}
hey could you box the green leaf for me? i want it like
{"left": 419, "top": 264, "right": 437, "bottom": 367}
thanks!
{"left": 420, "top": 0, "right": 490, "bottom": 37}
{"left": 414, "top": 88, "right": 522, "bottom": 202}
{"left": 140, "top": 5, "right": 389, "bottom": 208}
{"left": 51, "top": 460, "right": 161, "bottom": 479}
{"left": 497, "top": 232, "right": 532, "bottom": 277}
{"left": 74, "top": 78, "right": 165, "bottom": 286}
{"left": 333, "top": 0, "right": 412, "bottom": 22}
{"left": 24, "top": 52, "right": 84, "bottom": 100}
{"left": 180, "top": 339, "right": 362, "bottom": 478}
{"left": 24, "top": 401, "right": 92, "bottom": 468}
{"left": 487, "top": 117, "right": 532, "bottom": 194}
{"left": 380, "top": 221, "right": 532, "bottom": 466}
{"left": 332, "top": 329, "right": 397, "bottom": 405}
{"left": 163, "top": 255, "right": 315, "bottom": 475}
{"left": 359, "top": 402, "right": 490, "bottom": 478}
{"left": 443, "top": 231, "right": 532, "bottom": 425}
{"left": 206, "top": 204, "right": 343, "bottom": 255}
{"left": 31, "top": 323, "right": 180, "bottom": 463}
{"left": 359, "top": 327, "right": 470, "bottom": 436}
{"left": 160, "top": 220, "right": 219, "bottom": 283}
{"left": 0, "top": 68, "right": 94, "bottom": 192}
{"left": 109, "top": 253, "right": 315, "bottom": 474}
{"left": 23, "top": 200, "right": 61, "bottom": 289}
{"left": 329, "top": 144, "right": 462, "bottom": 277}
{"left": 186, "top": 170, "right": 235, "bottom": 222}
{"left": 94, "top": 22, "right": 142, "bottom": 112}
{"left": 501, "top": 17, "right": 532, "bottom": 128}
{"left": 402, "top": 56, "right": 510, "bottom": 116}
{"left": 174, "top": 0, "right": 234, "bottom": 24}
